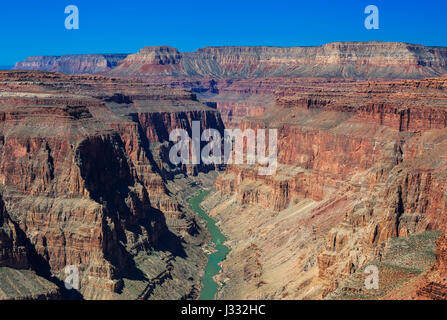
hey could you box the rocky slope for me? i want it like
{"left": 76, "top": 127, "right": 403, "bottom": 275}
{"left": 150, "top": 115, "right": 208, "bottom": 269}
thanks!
{"left": 0, "top": 70, "right": 224, "bottom": 299}
{"left": 14, "top": 54, "right": 128, "bottom": 74}
{"left": 107, "top": 42, "right": 447, "bottom": 79}
{"left": 326, "top": 230, "right": 442, "bottom": 300}
{"left": 0, "top": 267, "right": 61, "bottom": 300}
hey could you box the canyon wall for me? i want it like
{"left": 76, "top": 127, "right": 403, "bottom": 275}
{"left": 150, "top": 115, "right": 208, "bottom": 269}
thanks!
{"left": 0, "top": 70, "right": 223, "bottom": 299}
{"left": 204, "top": 76, "right": 447, "bottom": 299}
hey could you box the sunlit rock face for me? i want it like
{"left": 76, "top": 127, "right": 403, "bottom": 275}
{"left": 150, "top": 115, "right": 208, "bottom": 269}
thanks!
{"left": 14, "top": 54, "right": 128, "bottom": 74}
{"left": 107, "top": 42, "right": 447, "bottom": 79}
{"left": 201, "top": 76, "right": 447, "bottom": 299}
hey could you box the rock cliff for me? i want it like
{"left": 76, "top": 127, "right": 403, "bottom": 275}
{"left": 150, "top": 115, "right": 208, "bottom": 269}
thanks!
{"left": 108, "top": 42, "right": 447, "bottom": 79}
{"left": 0, "top": 70, "right": 223, "bottom": 299}
{"left": 14, "top": 54, "right": 128, "bottom": 74}
{"left": 203, "top": 76, "right": 447, "bottom": 299}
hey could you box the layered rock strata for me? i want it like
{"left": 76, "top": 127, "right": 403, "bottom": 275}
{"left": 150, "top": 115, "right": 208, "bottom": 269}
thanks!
{"left": 204, "top": 76, "right": 447, "bottom": 299}
{"left": 0, "top": 70, "right": 223, "bottom": 299}
{"left": 14, "top": 54, "right": 128, "bottom": 74}
{"left": 107, "top": 42, "right": 447, "bottom": 79}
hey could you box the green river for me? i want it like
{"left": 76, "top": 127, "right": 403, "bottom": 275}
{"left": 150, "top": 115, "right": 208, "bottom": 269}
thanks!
{"left": 188, "top": 190, "right": 229, "bottom": 300}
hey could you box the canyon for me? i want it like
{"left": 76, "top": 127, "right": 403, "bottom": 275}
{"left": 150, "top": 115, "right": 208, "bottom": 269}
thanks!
{"left": 14, "top": 54, "right": 128, "bottom": 74}
{"left": 166, "top": 74, "right": 447, "bottom": 299}
{"left": 15, "top": 42, "right": 447, "bottom": 79}
{"left": 3, "top": 41, "right": 447, "bottom": 300}
{"left": 0, "top": 70, "right": 224, "bottom": 299}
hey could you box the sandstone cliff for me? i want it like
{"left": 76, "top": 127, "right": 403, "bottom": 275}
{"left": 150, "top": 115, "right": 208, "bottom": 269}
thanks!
{"left": 14, "top": 54, "right": 128, "bottom": 74}
{"left": 108, "top": 42, "right": 447, "bottom": 79}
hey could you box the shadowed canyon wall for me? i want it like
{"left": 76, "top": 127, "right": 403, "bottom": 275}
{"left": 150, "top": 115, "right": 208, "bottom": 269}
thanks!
{"left": 14, "top": 54, "right": 129, "bottom": 74}
{"left": 0, "top": 71, "right": 223, "bottom": 299}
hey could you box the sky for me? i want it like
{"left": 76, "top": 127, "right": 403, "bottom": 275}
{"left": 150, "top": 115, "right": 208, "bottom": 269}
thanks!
{"left": 0, "top": 0, "right": 446, "bottom": 65}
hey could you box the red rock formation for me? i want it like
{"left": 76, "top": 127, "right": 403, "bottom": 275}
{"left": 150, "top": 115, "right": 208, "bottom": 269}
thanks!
{"left": 0, "top": 195, "right": 28, "bottom": 269}
{"left": 211, "top": 76, "right": 447, "bottom": 298}
{"left": 5, "top": 53, "right": 447, "bottom": 300}
{"left": 0, "top": 70, "right": 221, "bottom": 299}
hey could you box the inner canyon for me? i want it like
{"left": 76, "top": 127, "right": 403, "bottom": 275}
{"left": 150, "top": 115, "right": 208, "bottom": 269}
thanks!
{"left": 2, "top": 41, "right": 447, "bottom": 300}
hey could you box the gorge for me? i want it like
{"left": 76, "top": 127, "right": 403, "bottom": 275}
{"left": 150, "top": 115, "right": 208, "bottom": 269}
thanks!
{"left": 2, "top": 41, "right": 447, "bottom": 300}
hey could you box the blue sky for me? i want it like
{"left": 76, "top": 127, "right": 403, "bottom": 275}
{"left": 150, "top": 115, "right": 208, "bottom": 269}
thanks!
{"left": 0, "top": 0, "right": 446, "bottom": 65}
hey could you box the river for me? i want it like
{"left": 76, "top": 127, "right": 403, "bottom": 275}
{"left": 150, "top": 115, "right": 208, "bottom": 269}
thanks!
{"left": 188, "top": 190, "right": 229, "bottom": 300}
